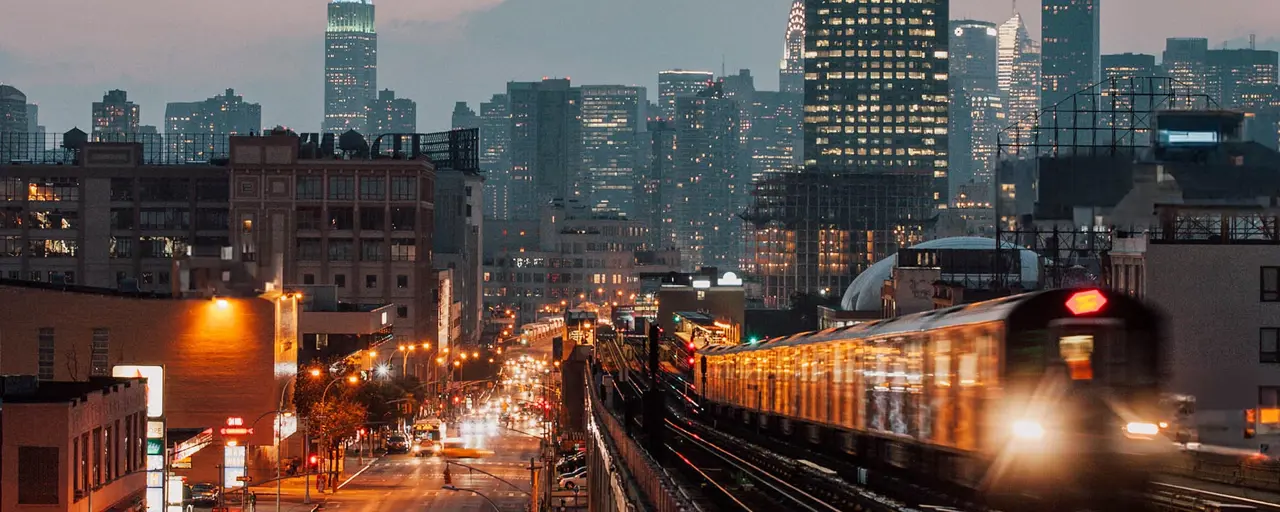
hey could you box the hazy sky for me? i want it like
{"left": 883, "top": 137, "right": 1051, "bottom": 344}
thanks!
{"left": 2, "top": 0, "right": 1277, "bottom": 134}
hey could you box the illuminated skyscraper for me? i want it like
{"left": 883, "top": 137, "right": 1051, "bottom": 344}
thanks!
{"left": 165, "top": 88, "right": 262, "bottom": 162}
{"left": 479, "top": 94, "right": 511, "bottom": 220}
{"left": 1041, "top": 0, "right": 1100, "bottom": 108}
{"left": 998, "top": 13, "right": 1041, "bottom": 143}
{"left": 671, "top": 83, "right": 740, "bottom": 270}
{"left": 324, "top": 0, "right": 377, "bottom": 134}
{"left": 1162, "top": 38, "right": 1209, "bottom": 99}
{"left": 579, "top": 85, "right": 645, "bottom": 217}
{"left": 507, "top": 79, "right": 581, "bottom": 220}
{"left": 949, "top": 20, "right": 1004, "bottom": 197}
{"left": 1207, "top": 49, "right": 1279, "bottom": 108}
{"left": 779, "top": 0, "right": 805, "bottom": 95}
{"left": 366, "top": 89, "right": 416, "bottom": 135}
{"left": 802, "top": 0, "right": 949, "bottom": 200}
{"left": 657, "top": 70, "right": 713, "bottom": 119}
{"left": 1102, "top": 53, "right": 1158, "bottom": 81}
{"left": 92, "top": 90, "right": 140, "bottom": 135}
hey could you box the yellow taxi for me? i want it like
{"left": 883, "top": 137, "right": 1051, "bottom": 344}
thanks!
{"left": 440, "top": 439, "right": 494, "bottom": 459}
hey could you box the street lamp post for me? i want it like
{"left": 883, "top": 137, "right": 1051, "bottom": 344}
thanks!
{"left": 304, "top": 374, "right": 359, "bottom": 503}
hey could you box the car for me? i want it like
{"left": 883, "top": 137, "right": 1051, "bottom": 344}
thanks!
{"left": 556, "top": 458, "right": 585, "bottom": 474}
{"left": 386, "top": 435, "right": 410, "bottom": 454}
{"left": 558, "top": 466, "right": 586, "bottom": 481}
{"left": 188, "top": 483, "right": 220, "bottom": 505}
{"left": 440, "top": 439, "right": 494, "bottom": 459}
{"left": 558, "top": 471, "right": 586, "bottom": 490}
{"left": 413, "top": 439, "right": 440, "bottom": 457}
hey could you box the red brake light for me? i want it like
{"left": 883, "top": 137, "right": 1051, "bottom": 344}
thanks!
{"left": 688, "top": 357, "right": 695, "bottom": 365}
{"left": 687, "top": 342, "right": 695, "bottom": 351}
{"left": 1065, "top": 290, "right": 1108, "bottom": 315}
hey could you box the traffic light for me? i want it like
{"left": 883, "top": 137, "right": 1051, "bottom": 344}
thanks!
{"left": 308, "top": 455, "right": 319, "bottom": 470}
{"left": 1246, "top": 409, "right": 1258, "bottom": 439}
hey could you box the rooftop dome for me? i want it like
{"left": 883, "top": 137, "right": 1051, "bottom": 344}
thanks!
{"left": 0, "top": 85, "right": 26, "bottom": 103}
{"left": 839, "top": 236, "right": 1040, "bottom": 312}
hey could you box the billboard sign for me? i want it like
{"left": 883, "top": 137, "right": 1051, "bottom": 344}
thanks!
{"left": 113, "top": 365, "right": 164, "bottom": 418}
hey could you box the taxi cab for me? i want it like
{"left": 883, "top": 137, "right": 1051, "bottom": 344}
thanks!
{"left": 440, "top": 439, "right": 494, "bottom": 459}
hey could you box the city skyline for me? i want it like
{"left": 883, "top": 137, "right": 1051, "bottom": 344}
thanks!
{"left": 3, "top": 0, "right": 1279, "bottom": 134}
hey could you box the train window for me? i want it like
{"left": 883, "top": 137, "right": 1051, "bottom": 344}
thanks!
{"left": 1060, "top": 335, "right": 1095, "bottom": 381}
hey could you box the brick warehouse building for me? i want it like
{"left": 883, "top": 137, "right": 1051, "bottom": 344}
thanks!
{"left": 0, "top": 280, "right": 299, "bottom": 485}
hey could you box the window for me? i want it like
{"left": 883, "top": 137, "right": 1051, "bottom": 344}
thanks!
{"left": 297, "top": 207, "right": 322, "bottom": 230}
{"left": 390, "top": 177, "right": 417, "bottom": 200}
{"left": 303, "top": 274, "right": 316, "bottom": 285}
{"left": 29, "top": 177, "right": 80, "bottom": 201}
{"left": 110, "top": 178, "right": 134, "bottom": 201}
{"left": 296, "top": 176, "right": 323, "bottom": 200}
{"left": 361, "top": 239, "right": 385, "bottom": 262}
{"left": 37, "top": 328, "right": 54, "bottom": 380}
{"left": 104, "top": 426, "right": 114, "bottom": 481}
{"left": 334, "top": 274, "right": 346, "bottom": 288}
{"left": 297, "top": 238, "right": 322, "bottom": 261}
{"left": 359, "top": 208, "right": 385, "bottom": 231}
{"left": 328, "top": 240, "right": 353, "bottom": 261}
{"left": 0, "top": 207, "right": 21, "bottom": 228}
{"left": 139, "top": 236, "right": 185, "bottom": 259}
{"left": 390, "top": 239, "right": 416, "bottom": 261}
{"left": 1266, "top": 267, "right": 1280, "bottom": 302}
{"left": 196, "top": 209, "right": 229, "bottom": 230}
{"left": 328, "top": 207, "right": 354, "bottom": 230}
{"left": 64, "top": 271, "right": 75, "bottom": 284}
{"left": 110, "top": 208, "right": 134, "bottom": 229}
{"left": 159, "top": 271, "right": 170, "bottom": 285}
{"left": 142, "top": 272, "right": 153, "bottom": 284}
{"left": 359, "top": 177, "right": 386, "bottom": 201}
{"left": 90, "top": 328, "right": 110, "bottom": 377}
{"left": 397, "top": 305, "right": 408, "bottom": 318}
{"left": 17, "top": 446, "right": 58, "bottom": 504}
{"left": 92, "top": 428, "right": 101, "bottom": 487}
{"left": 328, "top": 176, "right": 355, "bottom": 200}
{"left": 2, "top": 235, "right": 21, "bottom": 257}
{"left": 73, "top": 436, "right": 81, "bottom": 495}
{"left": 1264, "top": 328, "right": 1280, "bottom": 363}
{"left": 28, "top": 210, "right": 78, "bottom": 229}
{"left": 139, "top": 208, "right": 191, "bottom": 230}
{"left": 397, "top": 275, "right": 409, "bottom": 288}
{"left": 138, "top": 177, "right": 188, "bottom": 202}
{"left": 196, "top": 178, "right": 229, "bottom": 202}
{"left": 390, "top": 207, "right": 415, "bottom": 230}
{"left": 28, "top": 239, "right": 77, "bottom": 258}
{"left": 366, "top": 274, "right": 378, "bottom": 288}
{"left": 1, "top": 177, "right": 24, "bottom": 201}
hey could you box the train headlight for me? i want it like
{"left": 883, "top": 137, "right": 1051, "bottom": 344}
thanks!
{"left": 1012, "top": 420, "right": 1045, "bottom": 440}
{"left": 1125, "top": 422, "right": 1160, "bottom": 437}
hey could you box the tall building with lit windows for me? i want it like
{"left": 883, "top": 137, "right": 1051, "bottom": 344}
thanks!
{"left": 479, "top": 94, "right": 511, "bottom": 220}
{"left": 1162, "top": 38, "right": 1209, "bottom": 100}
{"left": 91, "top": 90, "right": 140, "bottom": 136}
{"left": 1207, "top": 49, "right": 1279, "bottom": 109}
{"left": 579, "top": 85, "right": 645, "bottom": 217}
{"left": 801, "top": 0, "right": 949, "bottom": 202}
{"left": 657, "top": 70, "right": 714, "bottom": 120}
{"left": 949, "top": 20, "right": 1004, "bottom": 198}
{"left": 780, "top": 0, "right": 806, "bottom": 95}
{"left": 998, "top": 13, "right": 1041, "bottom": 142}
{"left": 1102, "top": 53, "right": 1158, "bottom": 81}
{"left": 324, "top": 0, "right": 378, "bottom": 134}
{"left": 366, "top": 89, "right": 416, "bottom": 136}
{"left": 1041, "top": 0, "right": 1100, "bottom": 108}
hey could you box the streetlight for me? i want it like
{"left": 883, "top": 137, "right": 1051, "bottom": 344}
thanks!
{"left": 442, "top": 485, "right": 501, "bottom": 512}
{"left": 309, "top": 374, "right": 359, "bottom": 503}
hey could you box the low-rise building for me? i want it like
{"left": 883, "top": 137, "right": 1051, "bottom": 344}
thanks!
{"left": 0, "top": 375, "right": 148, "bottom": 512}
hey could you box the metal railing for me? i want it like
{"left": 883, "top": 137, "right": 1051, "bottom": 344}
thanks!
{"left": 586, "top": 368, "right": 697, "bottom": 512}
{"left": 1164, "top": 451, "right": 1280, "bottom": 492}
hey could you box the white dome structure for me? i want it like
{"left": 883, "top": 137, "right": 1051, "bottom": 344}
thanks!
{"left": 839, "top": 236, "right": 1040, "bottom": 312}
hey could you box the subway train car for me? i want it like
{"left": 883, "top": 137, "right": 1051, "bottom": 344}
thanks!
{"left": 694, "top": 288, "right": 1173, "bottom": 510}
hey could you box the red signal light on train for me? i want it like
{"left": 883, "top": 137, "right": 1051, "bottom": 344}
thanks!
{"left": 687, "top": 342, "right": 696, "bottom": 351}
{"left": 1065, "top": 290, "right": 1108, "bottom": 315}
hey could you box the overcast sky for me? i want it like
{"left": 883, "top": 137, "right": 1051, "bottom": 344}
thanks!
{"left": 1, "top": 0, "right": 1276, "bottom": 134}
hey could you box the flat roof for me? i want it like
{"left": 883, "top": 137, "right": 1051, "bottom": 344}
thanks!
{"left": 0, "top": 376, "right": 143, "bottom": 404}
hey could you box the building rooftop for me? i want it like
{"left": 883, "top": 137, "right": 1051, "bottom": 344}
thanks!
{"left": 0, "top": 376, "right": 143, "bottom": 404}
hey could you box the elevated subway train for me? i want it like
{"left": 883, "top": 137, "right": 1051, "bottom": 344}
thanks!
{"left": 693, "top": 288, "right": 1174, "bottom": 510}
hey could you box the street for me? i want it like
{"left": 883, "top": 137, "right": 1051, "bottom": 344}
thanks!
{"left": 318, "top": 430, "right": 540, "bottom": 512}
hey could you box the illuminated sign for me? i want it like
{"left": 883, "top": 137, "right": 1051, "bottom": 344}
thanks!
{"left": 1065, "top": 290, "right": 1108, "bottom": 315}
{"left": 171, "top": 428, "right": 213, "bottom": 463}
{"left": 144, "top": 418, "right": 167, "bottom": 512}
{"left": 219, "top": 427, "right": 254, "bottom": 436}
{"left": 224, "top": 445, "right": 247, "bottom": 489}
{"left": 113, "top": 365, "right": 164, "bottom": 418}
{"left": 147, "top": 439, "right": 164, "bottom": 456}
{"left": 720, "top": 272, "right": 743, "bottom": 286}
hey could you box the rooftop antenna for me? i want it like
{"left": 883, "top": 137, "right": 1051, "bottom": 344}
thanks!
{"left": 721, "top": 54, "right": 726, "bottom": 79}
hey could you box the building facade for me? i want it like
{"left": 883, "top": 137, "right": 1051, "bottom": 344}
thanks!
{"left": 579, "top": 85, "right": 644, "bottom": 217}
{"left": 366, "top": 89, "right": 416, "bottom": 136}
{"left": 165, "top": 88, "right": 263, "bottom": 164}
{"left": 433, "top": 169, "right": 484, "bottom": 345}
{"left": 0, "top": 85, "right": 29, "bottom": 162}
{"left": 227, "top": 134, "right": 437, "bottom": 344}
{"left": 324, "top": 0, "right": 378, "bottom": 134}
{"left": 779, "top": 0, "right": 805, "bottom": 95}
{"left": 657, "top": 70, "right": 714, "bottom": 120}
{"left": 1102, "top": 53, "right": 1158, "bottom": 81}
{"left": 1207, "top": 49, "right": 1279, "bottom": 109}
{"left": 91, "top": 90, "right": 140, "bottom": 136}
{"left": 479, "top": 94, "right": 511, "bottom": 220}
{"left": 671, "top": 84, "right": 742, "bottom": 271}
{"left": 507, "top": 79, "right": 581, "bottom": 221}
{"left": 1163, "top": 38, "right": 1210, "bottom": 99}
{"left": 1041, "top": 0, "right": 1100, "bottom": 108}
{"left": 0, "top": 377, "right": 148, "bottom": 512}
{"left": 997, "top": 12, "right": 1041, "bottom": 144}
{"left": 949, "top": 20, "right": 1004, "bottom": 198}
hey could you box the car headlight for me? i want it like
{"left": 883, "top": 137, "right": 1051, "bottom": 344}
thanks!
{"left": 413, "top": 446, "right": 422, "bottom": 453}
{"left": 1125, "top": 422, "right": 1160, "bottom": 437}
{"left": 1012, "top": 420, "right": 1045, "bottom": 440}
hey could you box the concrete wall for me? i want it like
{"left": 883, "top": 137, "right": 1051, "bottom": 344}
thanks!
{"left": 1145, "top": 243, "right": 1280, "bottom": 447}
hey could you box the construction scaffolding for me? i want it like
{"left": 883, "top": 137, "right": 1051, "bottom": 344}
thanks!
{"left": 741, "top": 169, "right": 935, "bottom": 308}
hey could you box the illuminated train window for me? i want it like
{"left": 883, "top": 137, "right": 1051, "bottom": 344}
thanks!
{"left": 1059, "top": 335, "right": 1095, "bottom": 381}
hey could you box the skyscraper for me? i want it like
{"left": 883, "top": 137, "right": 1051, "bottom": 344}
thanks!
{"left": 779, "top": 0, "right": 805, "bottom": 95}
{"left": 657, "top": 70, "right": 713, "bottom": 120}
{"left": 507, "top": 79, "right": 581, "bottom": 220}
{"left": 639, "top": 118, "right": 676, "bottom": 248}
{"left": 479, "top": 94, "right": 511, "bottom": 220}
{"left": 998, "top": 12, "right": 1042, "bottom": 142}
{"left": 746, "top": 91, "right": 802, "bottom": 181}
{"left": 802, "top": 0, "right": 949, "bottom": 202}
{"left": 671, "top": 83, "right": 740, "bottom": 270}
{"left": 1041, "top": 0, "right": 1100, "bottom": 108}
{"left": 166, "top": 89, "right": 262, "bottom": 162}
{"left": 1102, "top": 53, "right": 1159, "bottom": 81}
{"left": 366, "top": 89, "right": 416, "bottom": 135}
{"left": 579, "top": 85, "right": 644, "bottom": 217}
{"left": 0, "top": 85, "right": 28, "bottom": 161}
{"left": 1207, "top": 49, "right": 1279, "bottom": 109}
{"left": 949, "top": 20, "right": 1004, "bottom": 198}
{"left": 324, "top": 0, "right": 377, "bottom": 134}
{"left": 452, "top": 102, "right": 479, "bottom": 130}
{"left": 24, "top": 103, "right": 38, "bottom": 133}
{"left": 92, "top": 90, "right": 140, "bottom": 135}
{"left": 1163, "top": 38, "right": 1209, "bottom": 99}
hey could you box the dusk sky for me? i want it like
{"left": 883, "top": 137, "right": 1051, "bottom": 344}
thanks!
{"left": 2, "top": 0, "right": 1277, "bottom": 134}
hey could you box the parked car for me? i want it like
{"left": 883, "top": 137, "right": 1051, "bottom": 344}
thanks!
{"left": 558, "top": 467, "right": 587, "bottom": 490}
{"left": 188, "top": 483, "right": 220, "bottom": 505}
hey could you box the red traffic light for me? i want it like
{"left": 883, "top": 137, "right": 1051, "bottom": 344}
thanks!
{"left": 309, "top": 455, "right": 318, "bottom": 465}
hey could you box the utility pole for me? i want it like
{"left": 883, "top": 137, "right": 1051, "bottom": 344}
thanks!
{"left": 644, "top": 324, "right": 665, "bottom": 456}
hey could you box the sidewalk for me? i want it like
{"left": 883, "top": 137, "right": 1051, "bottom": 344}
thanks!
{"left": 242, "top": 455, "right": 381, "bottom": 511}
